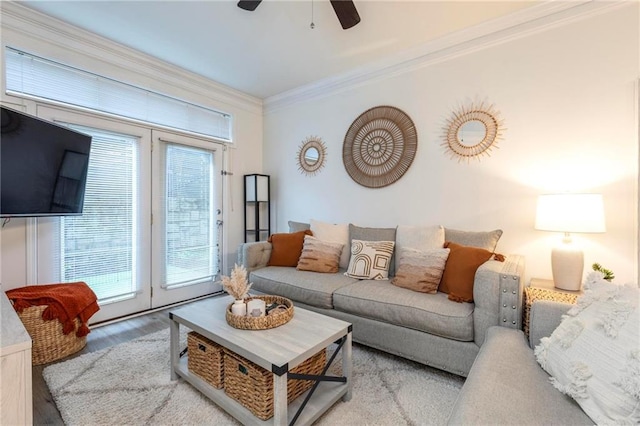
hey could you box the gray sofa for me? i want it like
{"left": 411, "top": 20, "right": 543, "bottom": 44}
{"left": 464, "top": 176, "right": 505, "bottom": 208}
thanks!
{"left": 447, "top": 300, "right": 592, "bottom": 424}
{"left": 237, "top": 234, "right": 525, "bottom": 377}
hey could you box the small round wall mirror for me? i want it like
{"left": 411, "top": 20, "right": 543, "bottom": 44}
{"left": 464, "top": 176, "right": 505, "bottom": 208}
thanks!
{"left": 297, "top": 136, "right": 327, "bottom": 176}
{"left": 457, "top": 120, "right": 487, "bottom": 147}
{"left": 442, "top": 101, "right": 504, "bottom": 162}
{"left": 304, "top": 147, "right": 320, "bottom": 165}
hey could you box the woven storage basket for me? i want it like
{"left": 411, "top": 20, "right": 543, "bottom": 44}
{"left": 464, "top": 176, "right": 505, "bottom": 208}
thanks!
{"left": 223, "top": 348, "right": 326, "bottom": 420}
{"left": 17, "top": 305, "right": 87, "bottom": 365}
{"left": 187, "top": 331, "right": 224, "bottom": 389}
{"left": 226, "top": 295, "right": 294, "bottom": 330}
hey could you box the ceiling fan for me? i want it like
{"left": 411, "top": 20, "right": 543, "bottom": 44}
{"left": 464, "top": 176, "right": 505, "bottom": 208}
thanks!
{"left": 237, "top": 0, "right": 361, "bottom": 30}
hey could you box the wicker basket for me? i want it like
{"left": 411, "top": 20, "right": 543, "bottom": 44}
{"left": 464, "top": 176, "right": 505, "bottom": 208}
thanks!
{"left": 223, "top": 348, "right": 326, "bottom": 420}
{"left": 225, "top": 295, "right": 294, "bottom": 330}
{"left": 17, "top": 305, "right": 87, "bottom": 365}
{"left": 187, "top": 331, "right": 224, "bottom": 389}
{"left": 523, "top": 287, "right": 579, "bottom": 338}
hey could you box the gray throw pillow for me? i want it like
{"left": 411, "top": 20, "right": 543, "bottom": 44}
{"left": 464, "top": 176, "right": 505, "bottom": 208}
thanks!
{"left": 349, "top": 224, "right": 397, "bottom": 276}
{"left": 444, "top": 228, "right": 503, "bottom": 252}
{"left": 288, "top": 221, "right": 311, "bottom": 233}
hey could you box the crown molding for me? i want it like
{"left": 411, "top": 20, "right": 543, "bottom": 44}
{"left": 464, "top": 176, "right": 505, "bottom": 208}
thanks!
{"left": 264, "top": 0, "right": 631, "bottom": 114}
{"left": 1, "top": 2, "right": 263, "bottom": 115}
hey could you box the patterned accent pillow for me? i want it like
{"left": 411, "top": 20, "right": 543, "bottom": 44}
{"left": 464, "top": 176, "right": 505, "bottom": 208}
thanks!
{"left": 345, "top": 239, "right": 395, "bottom": 280}
{"left": 296, "top": 235, "right": 343, "bottom": 273}
{"left": 534, "top": 274, "right": 640, "bottom": 424}
{"left": 391, "top": 247, "right": 450, "bottom": 293}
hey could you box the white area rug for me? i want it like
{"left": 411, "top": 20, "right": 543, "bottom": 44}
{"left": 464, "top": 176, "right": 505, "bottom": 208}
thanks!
{"left": 43, "top": 329, "right": 464, "bottom": 425}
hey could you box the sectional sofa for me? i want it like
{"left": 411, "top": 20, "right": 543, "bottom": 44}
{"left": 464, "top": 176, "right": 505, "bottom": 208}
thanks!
{"left": 447, "top": 300, "right": 592, "bottom": 424}
{"left": 237, "top": 221, "right": 525, "bottom": 377}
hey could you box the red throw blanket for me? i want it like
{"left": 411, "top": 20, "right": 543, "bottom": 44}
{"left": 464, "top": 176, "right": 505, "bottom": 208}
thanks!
{"left": 6, "top": 282, "right": 99, "bottom": 337}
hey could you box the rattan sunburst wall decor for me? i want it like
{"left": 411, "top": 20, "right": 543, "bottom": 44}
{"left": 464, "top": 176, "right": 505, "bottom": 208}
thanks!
{"left": 297, "top": 136, "right": 327, "bottom": 176}
{"left": 342, "top": 105, "right": 417, "bottom": 188}
{"left": 442, "top": 101, "right": 505, "bottom": 162}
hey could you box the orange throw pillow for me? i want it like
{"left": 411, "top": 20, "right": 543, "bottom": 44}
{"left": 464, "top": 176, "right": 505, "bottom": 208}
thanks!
{"left": 267, "top": 230, "right": 312, "bottom": 267}
{"left": 439, "top": 241, "right": 493, "bottom": 303}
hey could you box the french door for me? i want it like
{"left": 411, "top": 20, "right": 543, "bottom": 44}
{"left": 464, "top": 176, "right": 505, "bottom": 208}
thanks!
{"left": 34, "top": 106, "right": 222, "bottom": 322}
{"left": 150, "top": 130, "right": 222, "bottom": 307}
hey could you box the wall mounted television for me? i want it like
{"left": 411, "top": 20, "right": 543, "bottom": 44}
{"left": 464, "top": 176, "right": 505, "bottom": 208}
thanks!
{"left": 1, "top": 106, "right": 92, "bottom": 217}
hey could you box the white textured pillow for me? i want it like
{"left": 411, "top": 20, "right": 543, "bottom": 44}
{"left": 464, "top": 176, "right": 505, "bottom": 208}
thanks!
{"left": 345, "top": 239, "right": 395, "bottom": 280}
{"left": 310, "top": 219, "right": 350, "bottom": 269}
{"left": 534, "top": 273, "right": 640, "bottom": 424}
{"left": 395, "top": 225, "right": 445, "bottom": 272}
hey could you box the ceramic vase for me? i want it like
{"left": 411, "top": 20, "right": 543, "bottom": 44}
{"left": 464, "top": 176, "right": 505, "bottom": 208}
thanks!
{"left": 231, "top": 299, "right": 247, "bottom": 316}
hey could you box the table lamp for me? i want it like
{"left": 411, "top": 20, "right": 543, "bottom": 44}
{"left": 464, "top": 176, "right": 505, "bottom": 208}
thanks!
{"left": 535, "top": 193, "right": 606, "bottom": 291}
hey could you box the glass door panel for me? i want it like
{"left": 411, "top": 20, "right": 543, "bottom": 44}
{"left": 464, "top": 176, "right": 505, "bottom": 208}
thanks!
{"left": 151, "top": 130, "right": 222, "bottom": 307}
{"left": 36, "top": 106, "right": 152, "bottom": 322}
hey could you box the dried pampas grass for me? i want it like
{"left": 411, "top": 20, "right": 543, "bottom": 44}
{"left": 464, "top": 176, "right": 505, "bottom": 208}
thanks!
{"left": 221, "top": 264, "right": 252, "bottom": 300}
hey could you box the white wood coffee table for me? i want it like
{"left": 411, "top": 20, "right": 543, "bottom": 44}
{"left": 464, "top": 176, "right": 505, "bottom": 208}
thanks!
{"left": 169, "top": 296, "right": 352, "bottom": 425}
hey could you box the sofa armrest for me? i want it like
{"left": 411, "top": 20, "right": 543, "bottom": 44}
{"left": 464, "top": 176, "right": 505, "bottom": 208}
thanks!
{"left": 528, "top": 300, "right": 572, "bottom": 349}
{"left": 472, "top": 254, "right": 525, "bottom": 346}
{"left": 447, "top": 325, "right": 592, "bottom": 425}
{"left": 237, "top": 241, "right": 272, "bottom": 272}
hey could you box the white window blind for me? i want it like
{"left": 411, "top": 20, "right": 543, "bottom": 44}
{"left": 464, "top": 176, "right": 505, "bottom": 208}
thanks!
{"left": 5, "top": 47, "right": 232, "bottom": 141}
{"left": 161, "top": 143, "right": 219, "bottom": 288}
{"left": 60, "top": 126, "right": 141, "bottom": 302}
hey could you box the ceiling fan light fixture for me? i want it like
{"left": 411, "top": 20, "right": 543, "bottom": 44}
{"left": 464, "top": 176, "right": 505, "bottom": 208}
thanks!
{"left": 237, "top": 0, "right": 360, "bottom": 30}
{"left": 330, "top": 0, "right": 361, "bottom": 30}
{"left": 237, "top": 0, "right": 262, "bottom": 12}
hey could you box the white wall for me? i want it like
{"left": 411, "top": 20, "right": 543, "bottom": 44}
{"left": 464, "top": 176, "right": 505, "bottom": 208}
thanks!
{"left": 0, "top": 3, "right": 264, "bottom": 290}
{"left": 264, "top": 4, "right": 639, "bottom": 285}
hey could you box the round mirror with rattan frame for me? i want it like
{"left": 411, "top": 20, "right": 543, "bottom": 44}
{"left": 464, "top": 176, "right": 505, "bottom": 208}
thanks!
{"left": 297, "top": 136, "right": 327, "bottom": 176}
{"left": 442, "top": 101, "right": 504, "bottom": 162}
{"left": 342, "top": 105, "right": 417, "bottom": 188}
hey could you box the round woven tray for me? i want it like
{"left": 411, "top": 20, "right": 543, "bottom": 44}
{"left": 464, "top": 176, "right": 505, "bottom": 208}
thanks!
{"left": 225, "top": 295, "right": 294, "bottom": 330}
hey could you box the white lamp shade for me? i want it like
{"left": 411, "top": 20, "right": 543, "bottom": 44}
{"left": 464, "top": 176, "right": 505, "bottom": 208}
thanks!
{"left": 245, "top": 174, "right": 269, "bottom": 202}
{"left": 535, "top": 194, "right": 606, "bottom": 234}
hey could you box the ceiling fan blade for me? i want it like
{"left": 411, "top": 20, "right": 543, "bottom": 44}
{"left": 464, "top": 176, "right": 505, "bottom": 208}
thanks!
{"left": 330, "top": 0, "right": 361, "bottom": 30}
{"left": 238, "top": 0, "right": 262, "bottom": 12}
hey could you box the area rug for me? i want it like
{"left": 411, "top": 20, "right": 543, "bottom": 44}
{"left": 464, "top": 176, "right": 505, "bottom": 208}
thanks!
{"left": 43, "top": 328, "right": 464, "bottom": 425}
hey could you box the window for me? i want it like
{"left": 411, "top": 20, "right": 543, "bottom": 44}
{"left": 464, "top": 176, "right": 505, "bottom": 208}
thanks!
{"left": 5, "top": 47, "right": 232, "bottom": 141}
{"left": 161, "top": 143, "right": 219, "bottom": 288}
{"left": 60, "top": 125, "right": 141, "bottom": 303}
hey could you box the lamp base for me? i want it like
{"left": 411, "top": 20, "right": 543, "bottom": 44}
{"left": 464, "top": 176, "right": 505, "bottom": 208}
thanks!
{"left": 551, "top": 237, "right": 583, "bottom": 291}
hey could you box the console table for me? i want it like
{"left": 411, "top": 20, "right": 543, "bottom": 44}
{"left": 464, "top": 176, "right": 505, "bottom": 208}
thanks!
{"left": 0, "top": 291, "right": 33, "bottom": 425}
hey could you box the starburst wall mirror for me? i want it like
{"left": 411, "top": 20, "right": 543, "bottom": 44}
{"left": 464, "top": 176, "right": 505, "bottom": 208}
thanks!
{"left": 442, "top": 101, "right": 504, "bottom": 162}
{"left": 297, "top": 136, "right": 327, "bottom": 176}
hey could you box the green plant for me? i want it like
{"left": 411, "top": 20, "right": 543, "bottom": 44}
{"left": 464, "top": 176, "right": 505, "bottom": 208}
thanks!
{"left": 592, "top": 263, "right": 615, "bottom": 282}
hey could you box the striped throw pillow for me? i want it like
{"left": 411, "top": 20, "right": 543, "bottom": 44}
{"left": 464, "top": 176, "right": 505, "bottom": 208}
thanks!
{"left": 296, "top": 235, "right": 343, "bottom": 273}
{"left": 391, "top": 247, "right": 450, "bottom": 293}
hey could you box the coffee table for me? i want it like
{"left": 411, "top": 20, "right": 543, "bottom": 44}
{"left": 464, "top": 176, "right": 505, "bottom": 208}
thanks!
{"left": 169, "top": 296, "right": 352, "bottom": 425}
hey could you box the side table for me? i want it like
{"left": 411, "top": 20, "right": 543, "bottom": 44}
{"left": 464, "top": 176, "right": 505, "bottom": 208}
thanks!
{"left": 523, "top": 278, "right": 583, "bottom": 338}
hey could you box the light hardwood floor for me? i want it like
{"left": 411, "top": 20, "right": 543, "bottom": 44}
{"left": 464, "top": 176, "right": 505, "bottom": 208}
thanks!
{"left": 32, "top": 299, "right": 210, "bottom": 425}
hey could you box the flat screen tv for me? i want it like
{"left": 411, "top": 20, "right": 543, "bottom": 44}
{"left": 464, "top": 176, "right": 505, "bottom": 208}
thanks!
{"left": 1, "top": 106, "right": 92, "bottom": 217}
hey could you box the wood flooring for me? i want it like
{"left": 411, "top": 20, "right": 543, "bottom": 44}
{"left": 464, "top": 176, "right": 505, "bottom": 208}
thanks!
{"left": 32, "top": 300, "right": 205, "bottom": 425}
